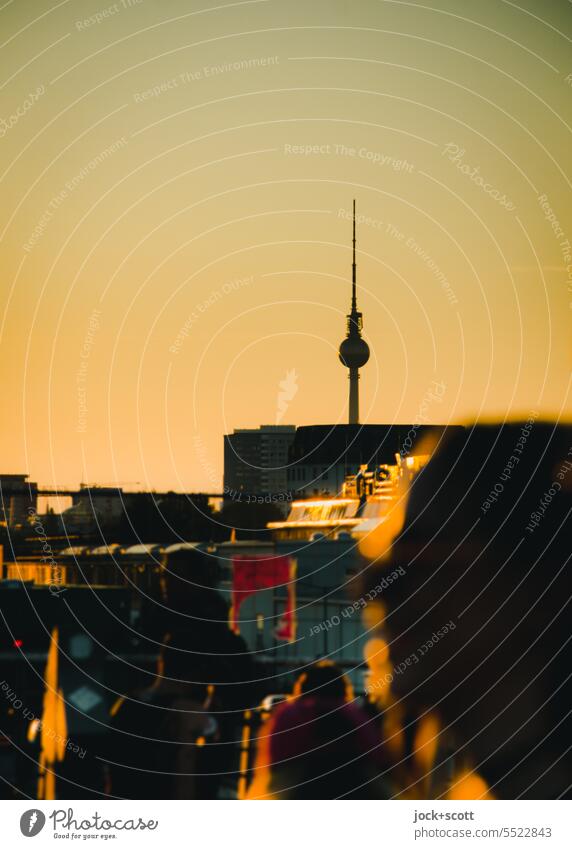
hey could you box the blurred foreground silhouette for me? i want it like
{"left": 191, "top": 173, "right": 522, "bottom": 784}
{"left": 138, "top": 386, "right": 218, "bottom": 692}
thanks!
{"left": 361, "top": 422, "right": 571, "bottom": 799}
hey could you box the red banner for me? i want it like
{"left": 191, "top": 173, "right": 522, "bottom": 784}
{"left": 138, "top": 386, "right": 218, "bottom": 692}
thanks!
{"left": 230, "top": 555, "right": 296, "bottom": 641}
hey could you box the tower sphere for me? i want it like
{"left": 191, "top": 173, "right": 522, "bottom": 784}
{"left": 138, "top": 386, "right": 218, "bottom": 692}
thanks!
{"left": 338, "top": 335, "right": 370, "bottom": 369}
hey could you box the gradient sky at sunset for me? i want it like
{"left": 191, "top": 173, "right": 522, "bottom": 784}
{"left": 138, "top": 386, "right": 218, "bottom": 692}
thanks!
{"left": 1, "top": 0, "right": 570, "bottom": 491}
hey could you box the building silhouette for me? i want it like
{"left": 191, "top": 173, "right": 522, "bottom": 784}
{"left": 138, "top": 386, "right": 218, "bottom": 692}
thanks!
{"left": 223, "top": 425, "right": 296, "bottom": 497}
{"left": 0, "top": 474, "right": 37, "bottom": 525}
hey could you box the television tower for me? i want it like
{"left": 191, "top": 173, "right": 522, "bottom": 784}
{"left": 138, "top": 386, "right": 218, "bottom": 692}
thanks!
{"left": 338, "top": 200, "right": 370, "bottom": 424}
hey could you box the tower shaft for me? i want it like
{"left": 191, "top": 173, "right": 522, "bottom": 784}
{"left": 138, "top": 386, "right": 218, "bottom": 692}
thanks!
{"left": 348, "top": 367, "right": 360, "bottom": 425}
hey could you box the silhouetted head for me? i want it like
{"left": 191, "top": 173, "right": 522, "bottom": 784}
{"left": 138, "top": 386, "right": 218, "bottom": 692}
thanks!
{"left": 266, "top": 698, "right": 385, "bottom": 799}
{"left": 160, "top": 546, "right": 220, "bottom": 608}
{"left": 159, "top": 547, "right": 233, "bottom": 670}
{"left": 292, "top": 660, "right": 354, "bottom": 702}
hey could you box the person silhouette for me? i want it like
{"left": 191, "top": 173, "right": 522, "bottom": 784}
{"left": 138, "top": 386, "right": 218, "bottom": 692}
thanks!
{"left": 106, "top": 548, "right": 254, "bottom": 799}
{"left": 247, "top": 661, "right": 388, "bottom": 799}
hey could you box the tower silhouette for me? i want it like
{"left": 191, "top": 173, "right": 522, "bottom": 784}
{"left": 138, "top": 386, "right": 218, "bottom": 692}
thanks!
{"left": 338, "top": 200, "right": 370, "bottom": 424}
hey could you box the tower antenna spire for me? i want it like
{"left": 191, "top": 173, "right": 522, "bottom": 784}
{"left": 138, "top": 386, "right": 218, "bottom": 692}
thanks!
{"left": 352, "top": 198, "right": 357, "bottom": 312}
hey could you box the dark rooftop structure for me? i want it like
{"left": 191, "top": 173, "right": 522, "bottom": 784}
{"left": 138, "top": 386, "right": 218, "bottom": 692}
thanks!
{"left": 288, "top": 423, "right": 463, "bottom": 465}
{"left": 286, "top": 424, "right": 465, "bottom": 497}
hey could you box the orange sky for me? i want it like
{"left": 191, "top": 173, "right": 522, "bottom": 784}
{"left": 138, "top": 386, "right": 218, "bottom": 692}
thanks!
{"left": 0, "top": 0, "right": 570, "bottom": 491}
